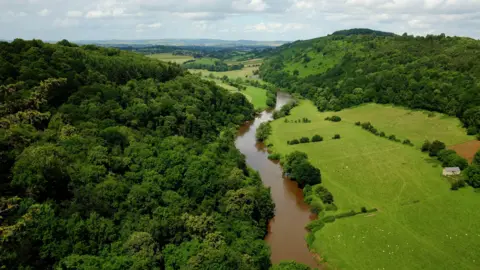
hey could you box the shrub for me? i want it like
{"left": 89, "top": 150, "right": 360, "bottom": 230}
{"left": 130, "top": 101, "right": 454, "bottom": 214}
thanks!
{"left": 325, "top": 203, "right": 338, "bottom": 211}
{"left": 361, "top": 207, "right": 367, "bottom": 213}
{"left": 355, "top": 121, "right": 361, "bottom": 126}
{"left": 379, "top": 131, "right": 386, "bottom": 137}
{"left": 438, "top": 149, "right": 469, "bottom": 170}
{"left": 429, "top": 140, "right": 446, "bottom": 157}
{"left": 255, "top": 122, "right": 271, "bottom": 142}
{"left": 306, "top": 219, "right": 325, "bottom": 233}
{"left": 299, "top": 137, "right": 310, "bottom": 144}
{"left": 322, "top": 216, "right": 336, "bottom": 223}
{"left": 403, "top": 139, "right": 413, "bottom": 146}
{"left": 326, "top": 115, "right": 342, "bottom": 122}
{"left": 315, "top": 186, "right": 334, "bottom": 204}
{"left": 312, "top": 135, "right": 324, "bottom": 142}
{"left": 388, "top": 135, "right": 397, "bottom": 141}
{"left": 464, "top": 165, "right": 480, "bottom": 188}
{"left": 332, "top": 134, "right": 341, "bottom": 139}
{"left": 467, "top": 126, "right": 478, "bottom": 135}
{"left": 284, "top": 151, "right": 321, "bottom": 186}
{"left": 268, "top": 153, "right": 281, "bottom": 160}
{"left": 477, "top": 134, "right": 480, "bottom": 141}
{"left": 289, "top": 139, "right": 299, "bottom": 145}
{"left": 421, "top": 140, "right": 431, "bottom": 152}
{"left": 310, "top": 200, "right": 324, "bottom": 214}
{"left": 451, "top": 179, "right": 466, "bottom": 190}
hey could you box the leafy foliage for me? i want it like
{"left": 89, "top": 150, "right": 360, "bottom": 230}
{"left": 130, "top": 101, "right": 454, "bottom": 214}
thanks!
{"left": 0, "top": 40, "right": 273, "bottom": 269}
{"left": 283, "top": 151, "right": 321, "bottom": 186}
{"left": 260, "top": 31, "right": 480, "bottom": 133}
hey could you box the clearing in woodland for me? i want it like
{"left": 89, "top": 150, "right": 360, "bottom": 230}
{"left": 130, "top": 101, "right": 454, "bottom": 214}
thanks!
{"left": 146, "top": 53, "right": 193, "bottom": 64}
{"left": 267, "top": 101, "right": 480, "bottom": 270}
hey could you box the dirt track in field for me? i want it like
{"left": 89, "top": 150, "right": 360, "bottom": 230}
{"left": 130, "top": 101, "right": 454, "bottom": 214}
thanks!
{"left": 448, "top": 140, "right": 480, "bottom": 163}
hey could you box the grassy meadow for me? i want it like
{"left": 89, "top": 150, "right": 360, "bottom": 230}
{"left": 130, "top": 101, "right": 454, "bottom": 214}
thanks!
{"left": 267, "top": 101, "right": 480, "bottom": 270}
{"left": 203, "top": 78, "right": 267, "bottom": 110}
{"left": 146, "top": 53, "right": 193, "bottom": 64}
{"left": 189, "top": 66, "right": 259, "bottom": 79}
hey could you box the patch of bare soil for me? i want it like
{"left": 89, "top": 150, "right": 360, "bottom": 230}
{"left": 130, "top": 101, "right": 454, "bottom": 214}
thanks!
{"left": 448, "top": 140, "right": 480, "bottom": 163}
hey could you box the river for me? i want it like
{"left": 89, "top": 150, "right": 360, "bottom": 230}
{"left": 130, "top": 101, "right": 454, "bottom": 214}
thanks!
{"left": 235, "top": 92, "right": 319, "bottom": 268}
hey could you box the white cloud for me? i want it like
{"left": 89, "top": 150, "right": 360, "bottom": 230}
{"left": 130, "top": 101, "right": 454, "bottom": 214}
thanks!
{"left": 245, "top": 22, "right": 306, "bottom": 32}
{"left": 38, "top": 9, "right": 51, "bottom": 16}
{"left": 67, "top": 11, "right": 83, "bottom": 18}
{"left": 173, "top": 12, "right": 224, "bottom": 20}
{"left": 7, "top": 11, "right": 28, "bottom": 17}
{"left": 232, "top": 0, "right": 268, "bottom": 12}
{"left": 86, "top": 7, "right": 127, "bottom": 19}
{"left": 54, "top": 18, "right": 79, "bottom": 28}
{"left": 136, "top": 22, "right": 162, "bottom": 32}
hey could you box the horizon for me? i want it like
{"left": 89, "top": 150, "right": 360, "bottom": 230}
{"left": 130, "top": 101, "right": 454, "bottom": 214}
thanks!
{"left": 1, "top": 1, "right": 480, "bottom": 41}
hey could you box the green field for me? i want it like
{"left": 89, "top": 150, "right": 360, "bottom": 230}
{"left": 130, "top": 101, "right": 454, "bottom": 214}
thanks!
{"left": 146, "top": 53, "right": 193, "bottom": 64}
{"left": 267, "top": 101, "right": 480, "bottom": 270}
{"left": 203, "top": 78, "right": 267, "bottom": 110}
{"left": 188, "top": 57, "right": 219, "bottom": 65}
{"left": 190, "top": 66, "right": 259, "bottom": 79}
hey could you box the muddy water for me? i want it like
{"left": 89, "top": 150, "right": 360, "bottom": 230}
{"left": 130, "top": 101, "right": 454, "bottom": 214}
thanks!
{"left": 235, "top": 92, "right": 319, "bottom": 268}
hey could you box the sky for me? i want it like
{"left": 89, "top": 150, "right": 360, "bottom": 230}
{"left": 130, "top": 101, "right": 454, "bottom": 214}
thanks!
{"left": 1, "top": 0, "right": 480, "bottom": 41}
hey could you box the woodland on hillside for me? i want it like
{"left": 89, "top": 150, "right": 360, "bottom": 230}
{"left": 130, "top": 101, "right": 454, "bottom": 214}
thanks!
{"left": 0, "top": 39, "right": 276, "bottom": 269}
{"left": 260, "top": 31, "right": 480, "bottom": 135}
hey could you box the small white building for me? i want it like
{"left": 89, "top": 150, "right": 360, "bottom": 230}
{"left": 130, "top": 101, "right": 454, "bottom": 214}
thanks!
{"left": 442, "top": 167, "right": 461, "bottom": 176}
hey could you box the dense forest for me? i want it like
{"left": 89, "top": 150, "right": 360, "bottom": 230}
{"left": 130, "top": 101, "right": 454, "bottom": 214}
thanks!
{"left": 260, "top": 30, "right": 480, "bottom": 135}
{"left": 183, "top": 59, "right": 244, "bottom": 72}
{"left": 0, "top": 39, "right": 278, "bottom": 269}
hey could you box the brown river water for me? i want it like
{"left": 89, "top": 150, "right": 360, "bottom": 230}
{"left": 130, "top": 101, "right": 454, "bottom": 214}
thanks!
{"left": 235, "top": 92, "right": 319, "bottom": 268}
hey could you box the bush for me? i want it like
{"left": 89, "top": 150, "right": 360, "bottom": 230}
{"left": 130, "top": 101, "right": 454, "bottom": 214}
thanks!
{"left": 437, "top": 149, "right": 469, "bottom": 170}
{"left": 268, "top": 153, "right": 281, "bottom": 160}
{"left": 306, "top": 219, "right": 325, "bottom": 233}
{"left": 332, "top": 134, "right": 341, "bottom": 139}
{"left": 255, "top": 122, "right": 271, "bottom": 142}
{"left": 312, "top": 134, "right": 323, "bottom": 142}
{"left": 289, "top": 139, "right": 299, "bottom": 145}
{"left": 379, "top": 131, "right": 386, "bottom": 137}
{"left": 310, "top": 200, "right": 324, "bottom": 214}
{"left": 388, "top": 135, "right": 397, "bottom": 141}
{"left": 315, "top": 185, "right": 334, "bottom": 204}
{"left": 403, "top": 139, "right": 413, "bottom": 146}
{"left": 299, "top": 137, "right": 310, "bottom": 143}
{"left": 467, "top": 126, "right": 478, "bottom": 135}
{"left": 326, "top": 115, "right": 342, "bottom": 122}
{"left": 325, "top": 203, "right": 338, "bottom": 211}
{"left": 284, "top": 151, "right": 321, "bottom": 186}
{"left": 477, "top": 134, "right": 480, "bottom": 141}
{"left": 361, "top": 207, "right": 367, "bottom": 213}
{"left": 429, "top": 140, "right": 446, "bottom": 157}
{"left": 355, "top": 121, "right": 361, "bottom": 126}
{"left": 421, "top": 140, "right": 431, "bottom": 152}
{"left": 451, "top": 179, "right": 466, "bottom": 190}
{"left": 322, "top": 216, "right": 336, "bottom": 223}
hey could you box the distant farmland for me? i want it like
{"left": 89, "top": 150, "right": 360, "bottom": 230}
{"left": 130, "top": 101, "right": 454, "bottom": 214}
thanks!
{"left": 267, "top": 101, "right": 480, "bottom": 270}
{"left": 147, "top": 53, "right": 193, "bottom": 64}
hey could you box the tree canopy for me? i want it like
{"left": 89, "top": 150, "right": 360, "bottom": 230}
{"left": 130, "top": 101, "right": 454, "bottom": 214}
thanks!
{"left": 0, "top": 39, "right": 274, "bottom": 269}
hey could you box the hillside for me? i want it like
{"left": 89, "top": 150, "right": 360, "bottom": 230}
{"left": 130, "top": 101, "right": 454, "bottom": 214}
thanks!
{"left": 0, "top": 40, "right": 275, "bottom": 269}
{"left": 260, "top": 30, "right": 480, "bottom": 136}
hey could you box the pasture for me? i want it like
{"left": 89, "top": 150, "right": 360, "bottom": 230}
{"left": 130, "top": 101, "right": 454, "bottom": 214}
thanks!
{"left": 203, "top": 78, "right": 267, "bottom": 110}
{"left": 146, "top": 53, "right": 193, "bottom": 64}
{"left": 189, "top": 66, "right": 259, "bottom": 79}
{"left": 267, "top": 101, "right": 480, "bottom": 270}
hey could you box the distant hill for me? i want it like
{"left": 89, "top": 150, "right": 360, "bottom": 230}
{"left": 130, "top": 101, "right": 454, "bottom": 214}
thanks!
{"left": 331, "top": 28, "right": 396, "bottom": 37}
{"left": 75, "top": 39, "right": 288, "bottom": 48}
{"left": 260, "top": 29, "right": 480, "bottom": 134}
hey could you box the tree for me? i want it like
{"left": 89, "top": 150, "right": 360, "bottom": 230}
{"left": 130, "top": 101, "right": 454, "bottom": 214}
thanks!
{"left": 464, "top": 165, "right": 480, "bottom": 188}
{"left": 271, "top": 261, "right": 311, "bottom": 270}
{"left": 429, "top": 140, "right": 446, "bottom": 157}
{"left": 473, "top": 150, "right": 480, "bottom": 165}
{"left": 333, "top": 134, "right": 341, "bottom": 139}
{"left": 311, "top": 135, "right": 323, "bottom": 142}
{"left": 299, "top": 137, "right": 310, "bottom": 143}
{"left": 256, "top": 122, "right": 272, "bottom": 142}
{"left": 421, "top": 140, "right": 431, "bottom": 152}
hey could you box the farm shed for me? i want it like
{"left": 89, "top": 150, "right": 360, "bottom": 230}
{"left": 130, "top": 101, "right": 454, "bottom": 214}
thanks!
{"left": 442, "top": 167, "right": 461, "bottom": 176}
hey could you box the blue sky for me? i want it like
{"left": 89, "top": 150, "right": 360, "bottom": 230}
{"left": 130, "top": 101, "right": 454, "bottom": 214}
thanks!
{"left": 1, "top": 0, "right": 480, "bottom": 41}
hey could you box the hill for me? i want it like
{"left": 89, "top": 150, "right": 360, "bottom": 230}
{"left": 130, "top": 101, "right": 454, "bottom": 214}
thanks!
{"left": 260, "top": 30, "right": 480, "bottom": 136}
{"left": 0, "top": 39, "right": 276, "bottom": 269}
